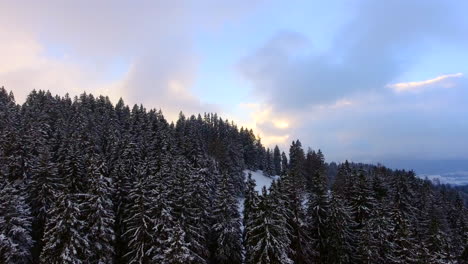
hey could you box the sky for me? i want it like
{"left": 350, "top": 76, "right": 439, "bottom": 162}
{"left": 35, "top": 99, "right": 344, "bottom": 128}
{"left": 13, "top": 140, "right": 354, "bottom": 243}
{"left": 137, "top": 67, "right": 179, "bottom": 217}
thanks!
{"left": 1, "top": 0, "right": 468, "bottom": 181}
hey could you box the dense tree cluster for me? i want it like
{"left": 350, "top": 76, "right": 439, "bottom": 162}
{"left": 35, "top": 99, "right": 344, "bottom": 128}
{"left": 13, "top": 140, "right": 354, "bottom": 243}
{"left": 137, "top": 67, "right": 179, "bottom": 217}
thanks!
{"left": 0, "top": 88, "right": 467, "bottom": 263}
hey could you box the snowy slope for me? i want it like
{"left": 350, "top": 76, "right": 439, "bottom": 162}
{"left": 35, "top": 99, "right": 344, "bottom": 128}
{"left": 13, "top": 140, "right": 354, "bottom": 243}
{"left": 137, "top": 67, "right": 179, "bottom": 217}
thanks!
{"left": 238, "top": 170, "right": 279, "bottom": 231}
{"left": 243, "top": 169, "right": 279, "bottom": 193}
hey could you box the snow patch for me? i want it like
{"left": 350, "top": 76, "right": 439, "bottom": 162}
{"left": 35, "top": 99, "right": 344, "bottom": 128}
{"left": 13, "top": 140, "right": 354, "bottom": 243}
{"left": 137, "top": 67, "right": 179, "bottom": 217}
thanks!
{"left": 237, "top": 197, "right": 245, "bottom": 232}
{"left": 243, "top": 170, "right": 279, "bottom": 193}
{"left": 238, "top": 170, "right": 278, "bottom": 231}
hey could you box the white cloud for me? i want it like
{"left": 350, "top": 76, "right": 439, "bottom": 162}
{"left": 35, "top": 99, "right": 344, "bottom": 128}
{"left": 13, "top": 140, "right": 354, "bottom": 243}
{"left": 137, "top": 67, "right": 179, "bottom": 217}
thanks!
{"left": 0, "top": 0, "right": 258, "bottom": 120}
{"left": 388, "top": 73, "right": 463, "bottom": 93}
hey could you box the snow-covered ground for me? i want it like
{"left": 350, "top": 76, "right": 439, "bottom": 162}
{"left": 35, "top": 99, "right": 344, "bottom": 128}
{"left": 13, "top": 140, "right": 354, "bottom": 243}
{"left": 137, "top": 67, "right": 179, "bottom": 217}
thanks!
{"left": 238, "top": 170, "right": 279, "bottom": 230}
{"left": 243, "top": 169, "right": 279, "bottom": 193}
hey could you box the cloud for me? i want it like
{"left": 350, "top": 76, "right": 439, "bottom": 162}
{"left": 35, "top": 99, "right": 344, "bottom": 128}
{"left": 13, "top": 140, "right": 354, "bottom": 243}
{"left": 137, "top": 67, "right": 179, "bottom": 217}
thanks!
{"left": 0, "top": 0, "right": 258, "bottom": 119}
{"left": 237, "top": 0, "right": 468, "bottom": 161}
{"left": 388, "top": 73, "right": 463, "bottom": 93}
{"left": 239, "top": 0, "right": 468, "bottom": 110}
{"left": 0, "top": 27, "right": 114, "bottom": 103}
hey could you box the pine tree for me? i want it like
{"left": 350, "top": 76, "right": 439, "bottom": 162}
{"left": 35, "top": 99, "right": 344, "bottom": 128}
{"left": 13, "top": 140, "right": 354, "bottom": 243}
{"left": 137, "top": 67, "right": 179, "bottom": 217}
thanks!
{"left": 265, "top": 148, "right": 274, "bottom": 176}
{"left": 288, "top": 140, "right": 306, "bottom": 190}
{"left": 84, "top": 156, "right": 115, "bottom": 264}
{"left": 273, "top": 145, "right": 282, "bottom": 176}
{"left": 447, "top": 193, "right": 467, "bottom": 261}
{"left": 243, "top": 173, "right": 259, "bottom": 262}
{"left": 326, "top": 193, "right": 355, "bottom": 264}
{"left": 212, "top": 173, "right": 243, "bottom": 264}
{"left": 39, "top": 193, "right": 88, "bottom": 264}
{"left": 162, "top": 223, "right": 193, "bottom": 264}
{"left": 357, "top": 204, "right": 394, "bottom": 263}
{"left": 0, "top": 181, "right": 33, "bottom": 264}
{"left": 112, "top": 138, "right": 140, "bottom": 263}
{"left": 168, "top": 156, "right": 209, "bottom": 263}
{"left": 0, "top": 88, "right": 23, "bottom": 182}
{"left": 281, "top": 152, "right": 288, "bottom": 176}
{"left": 246, "top": 187, "right": 292, "bottom": 264}
{"left": 279, "top": 174, "right": 315, "bottom": 264}
{"left": 388, "top": 171, "right": 418, "bottom": 264}
{"left": 422, "top": 203, "right": 453, "bottom": 263}
{"left": 349, "top": 170, "right": 376, "bottom": 228}
{"left": 306, "top": 160, "right": 329, "bottom": 263}
{"left": 184, "top": 169, "right": 211, "bottom": 263}
{"left": 28, "top": 150, "right": 64, "bottom": 260}
{"left": 123, "top": 164, "right": 156, "bottom": 264}
{"left": 332, "top": 160, "right": 352, "bottom": 198}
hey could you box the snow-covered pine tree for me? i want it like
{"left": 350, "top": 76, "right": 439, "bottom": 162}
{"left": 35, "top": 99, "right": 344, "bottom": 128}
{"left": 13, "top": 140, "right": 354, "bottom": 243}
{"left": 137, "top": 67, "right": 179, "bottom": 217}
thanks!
{"left": 421, "top": 203, "right": 453, "bottom": 263}
{"left": 0, "top": 88, "right": 23, "bottom": 182}
{"left": 288, "top": 140, "right": 306, "bottom": 190}
{"left": 306, "top": 160, "right": 329, "bottom": 263}
{"left": 122, "top": 163, "right": 156, "bottom": 264}
{"left": 281, "top": 151, "right": 289, "bottom": 176}
{"left": 184, "top": 168, "right": 211, "bottom": 263}
{"left": 166, "top": 155, "right": 204, "bottom": 263}
{"left": 113, "top": 138, "right": 141, "bottom": 263}
{"left": 162, "top": 222, "right": 193, "bottom": 264}
{"left": 243, "top": 173, "right": 259, "bottom": 262}
{"left": 239, "top": 128, "right": 258, "bottom": 170}
{"left": 245, "top": 186, "right": 292, "bottom": 264}
{"left": 84, "top": 155, "right": 115, "bottom": 264}
{"left": 265, "top": 148, "right": 274, "bottom": 176}
{"left": 39, "top": 193, "right": 88, "bottom": 264}
{"left": 56, "top": 135, "right": 87, "bottom": 194}
{"left": 28, "top": 150, "right": 64, "bottom": 260}
{"left": 371, "top": 169, "right": 388, "bottom": 202}
{"left": 388, "top": 171, "right": 418, "bottom": 264}
{"left": 349, "top": 170, "right": 376, "bottom": 228}
{"left": 279, "top": 171, "right": 314, "bottom": 264}
{"left": 0, "top": 181, "right": 33, "bottom": 264}
{"left": 273, "top": 145, "right": 282, "bottom": 176}
{"left": 331, "top": 160, "right": 352, "bottom": 198}
{"left": 356, "top": 203, "right": 394, "bottom": 263}
{"left": 211, "top": 173, "right": 243, "bottom": 264}
{"left": 447, "top": 192, "right": 468, "bottom": 261}
{"left": 326, "top": 193, "right": 355, "bottom": 264}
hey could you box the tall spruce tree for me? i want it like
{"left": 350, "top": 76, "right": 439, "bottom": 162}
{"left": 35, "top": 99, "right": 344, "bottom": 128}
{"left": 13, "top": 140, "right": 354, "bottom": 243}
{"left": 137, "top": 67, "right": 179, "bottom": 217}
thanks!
{"left": 279, "top": 173, "right": 315, "bottom": 264}
{"left": 273, "top": 145, "right": 282, "bottom": 176}
{"left": 281, "top": 151, "right": 289, "bottom": 176}
{"left": 84, "top": 156, "right": 115, "bottom": 264}
{"left": 388, "top": 171, "right": 418, "bottom": 263}
{"left": 306, "top": 154, "right": 329, "bottom": 263}
{"left": 39, "top": 193, "right": 88, "bottom": 264}
{"left": 289, "top": 140, "right": 306, "bottom": 191}
{"left": 243, "top": 173, "right": 259, "bottom": 263}
{"left": 0, "top": 181, "right": 33, "bottom": 264}
{"left": 123, "top": 164, "right": 156, "bottom": 264}
{"left": 211, "top": 173, "right": 243, "bottom": 264}
{"left": 326, "top": 193, "right": 355, "bottom": 264}
{"left": 245, "top": 187, "right": 292, "bottom": 264}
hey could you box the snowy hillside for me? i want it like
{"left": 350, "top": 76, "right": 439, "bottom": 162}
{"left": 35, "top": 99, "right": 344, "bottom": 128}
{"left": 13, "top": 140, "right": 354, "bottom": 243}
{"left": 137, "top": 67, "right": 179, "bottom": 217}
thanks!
{"left": 238, "top": 170, "right": 279, "bottom": 231}
{"left": 243, "top": 169, "right": 279, "bottom": 193}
